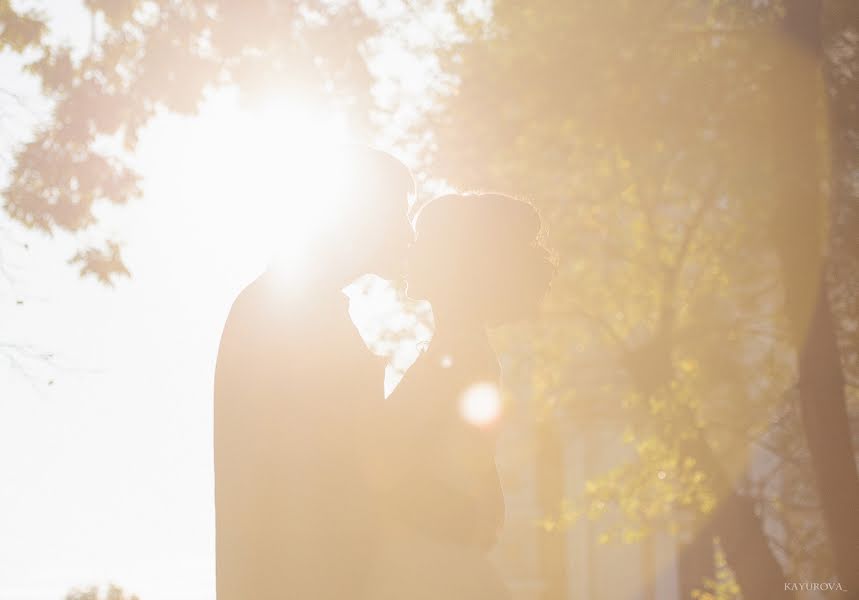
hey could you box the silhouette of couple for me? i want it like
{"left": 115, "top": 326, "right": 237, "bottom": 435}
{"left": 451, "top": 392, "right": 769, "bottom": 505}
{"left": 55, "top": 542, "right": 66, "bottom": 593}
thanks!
{"left": 214, "top": 146, "right": 554, "bottom": 600}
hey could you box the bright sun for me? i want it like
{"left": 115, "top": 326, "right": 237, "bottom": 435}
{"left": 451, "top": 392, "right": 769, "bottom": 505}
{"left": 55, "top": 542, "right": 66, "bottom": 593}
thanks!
{"left": 212, "top": 91, "right": 352, "bottom": 273}
{"left": 149, "top": 87, "right": 358, "bottom": 279}
{"left": 146, "top": 86, "right": 425, "bottom": 389}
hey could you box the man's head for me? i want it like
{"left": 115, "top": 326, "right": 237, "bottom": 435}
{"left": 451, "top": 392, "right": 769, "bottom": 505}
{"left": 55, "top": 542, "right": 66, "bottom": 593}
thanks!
{"left": 280, "top": 144, "right": 415, "bottom": 283}
{"left": 333, "top": 145, "right": 415, "bottom": 280}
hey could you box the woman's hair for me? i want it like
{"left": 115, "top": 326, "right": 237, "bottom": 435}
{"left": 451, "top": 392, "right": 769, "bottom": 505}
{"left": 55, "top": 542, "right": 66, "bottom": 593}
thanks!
{"left": 408, "top": 192, "right": 555, "bottom": 325}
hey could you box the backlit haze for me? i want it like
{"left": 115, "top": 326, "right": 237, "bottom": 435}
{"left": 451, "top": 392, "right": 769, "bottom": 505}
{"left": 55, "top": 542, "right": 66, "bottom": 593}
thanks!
{"left": 0, "top": 2, "right": 446, "bottom": 599}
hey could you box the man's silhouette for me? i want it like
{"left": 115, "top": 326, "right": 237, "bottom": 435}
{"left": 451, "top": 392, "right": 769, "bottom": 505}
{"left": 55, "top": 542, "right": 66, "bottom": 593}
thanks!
{"left": 213, "top": 146, "right": 414, "bottom": 600}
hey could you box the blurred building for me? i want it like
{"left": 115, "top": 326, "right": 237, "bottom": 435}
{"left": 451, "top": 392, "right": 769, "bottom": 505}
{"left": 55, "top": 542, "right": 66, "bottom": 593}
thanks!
{"left": 490, "top": 386, "right": 837, "bottom": 600}
{"left": 492, "top": 408, "right": 680, "bottom": 600}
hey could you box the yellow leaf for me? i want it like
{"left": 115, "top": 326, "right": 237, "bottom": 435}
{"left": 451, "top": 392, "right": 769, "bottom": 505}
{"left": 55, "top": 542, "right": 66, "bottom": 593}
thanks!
{"left": 622, "top": 427, "right": 635, "bottom": 444}
{"left": 679, "top": 358, "right": 698, "bottom": 373}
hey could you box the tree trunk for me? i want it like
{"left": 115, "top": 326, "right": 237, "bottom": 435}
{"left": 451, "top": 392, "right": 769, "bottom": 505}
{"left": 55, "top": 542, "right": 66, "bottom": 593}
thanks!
{"left": 797, "top": 278, "right": 859, "bottom": 590}
{"left": 777, "top": 0, "right": 859, "bottom": 590}
{"left": 686, "top": 437, "right": 794, "bottom": 599}
{"left": 676, "top": 529, "right": 714, "bottom": 599}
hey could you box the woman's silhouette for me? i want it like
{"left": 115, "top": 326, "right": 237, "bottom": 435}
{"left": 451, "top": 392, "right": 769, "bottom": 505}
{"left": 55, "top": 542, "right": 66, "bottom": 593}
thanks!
{"left": 369, "top": 193, "right": 555, "bottom": 599}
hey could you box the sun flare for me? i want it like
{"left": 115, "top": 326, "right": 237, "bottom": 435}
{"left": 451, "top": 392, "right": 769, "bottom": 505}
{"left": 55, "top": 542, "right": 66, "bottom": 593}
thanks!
{"left": 159, "top": 88, "right": 357, "bottom": 284}
{"left": 152, "top": 87, "right": 423, "bottom": 383}
{"left": 459, "top": 381, "right": 502, "bottom": 427}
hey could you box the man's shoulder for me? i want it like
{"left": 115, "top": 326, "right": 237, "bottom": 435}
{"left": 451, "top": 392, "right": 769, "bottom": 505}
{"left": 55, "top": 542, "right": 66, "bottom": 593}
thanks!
{"left": 230, "top": 272, "right": 277, "bottom": 314}
{"left": 227, "top": 272, "right": 297, "bottom": 326}
{"left": 218, "top": 274, "right": 289, "bottom": 353}
{"left": 224, "top": 271, "right": 352, "bottom": 340}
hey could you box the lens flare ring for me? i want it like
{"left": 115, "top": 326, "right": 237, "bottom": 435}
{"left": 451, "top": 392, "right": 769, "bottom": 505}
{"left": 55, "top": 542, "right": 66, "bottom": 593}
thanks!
{"left": 459, "top": 381, "right": 502, "bottom": 427}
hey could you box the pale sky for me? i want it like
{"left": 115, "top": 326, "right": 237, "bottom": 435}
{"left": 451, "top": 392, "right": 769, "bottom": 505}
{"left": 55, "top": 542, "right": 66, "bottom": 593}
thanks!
{"left": 0, "top": 2, "right": 462, "bottom": 599}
